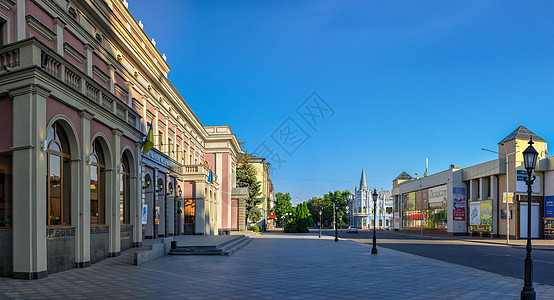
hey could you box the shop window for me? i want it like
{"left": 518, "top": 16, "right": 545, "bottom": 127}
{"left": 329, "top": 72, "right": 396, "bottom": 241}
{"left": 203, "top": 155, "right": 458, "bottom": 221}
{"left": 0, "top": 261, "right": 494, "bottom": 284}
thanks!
{"left": 47, "top": 122, "right": 71, "bottom": 226}
{"left": 90, "top": 139, "right": 106, "bottom": 225}
{"left": 120, "top": 155, "right": 130, "bottom": 224}
{"left": 184, "top": 199, "right": 195, "bottom": 224}
{"left": 0, "top": 155, "right": 12, "bottom": 228}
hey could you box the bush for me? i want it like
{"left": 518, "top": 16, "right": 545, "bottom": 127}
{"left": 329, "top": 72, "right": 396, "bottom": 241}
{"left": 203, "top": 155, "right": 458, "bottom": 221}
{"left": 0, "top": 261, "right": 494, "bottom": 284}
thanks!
{"left": 250, "top": 225, "right": 261, "bottom": 232}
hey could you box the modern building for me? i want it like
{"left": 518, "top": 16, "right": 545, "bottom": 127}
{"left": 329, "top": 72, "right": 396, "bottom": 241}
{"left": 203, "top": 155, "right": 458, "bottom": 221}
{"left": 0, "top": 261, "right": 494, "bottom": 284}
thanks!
{"left": 352, "top": 169, "right": 393, "bottom": 229}
{"left": 0, "top": 0, "right": 247, "bottom": 279}
{"left": 392, "top": 126, "right": 552, "bottom": 239}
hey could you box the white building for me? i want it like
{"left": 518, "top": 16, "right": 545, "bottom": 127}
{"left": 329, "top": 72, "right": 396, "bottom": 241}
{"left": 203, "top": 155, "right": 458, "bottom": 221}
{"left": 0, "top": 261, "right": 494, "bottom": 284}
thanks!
{"left": 352, "top": 169, "right": 393, "bottom": 229}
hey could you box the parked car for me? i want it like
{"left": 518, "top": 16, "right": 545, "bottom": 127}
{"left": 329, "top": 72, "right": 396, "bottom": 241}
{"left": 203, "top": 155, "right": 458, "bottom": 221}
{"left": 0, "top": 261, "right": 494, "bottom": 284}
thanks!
{"left": 347, "top": 226, "right": 358, "bottom": 233}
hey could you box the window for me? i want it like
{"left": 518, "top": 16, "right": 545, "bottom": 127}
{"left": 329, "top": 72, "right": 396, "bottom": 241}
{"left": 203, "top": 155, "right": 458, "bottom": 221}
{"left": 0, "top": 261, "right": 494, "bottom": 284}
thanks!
{"left": 120, "top": 155, "right": 130, "bottom": 224}
{"left": 90, "top": 139, "right": 106, "bottom": 225}
{"left": 379, "top": 219, "right": 383, "bottom": 227}
{"left": 0, "top": 154, "right": 12, "bottom": 228}
{"left": 184, "top": 199, "right": 195, "bottom": 224}
{"left": 371, "top": 219, "right": 375, "bottom": 227}
{"left": 168, "top": 137, "right": 173, "bottom": 158}
{"left": 189, "top": 154, "right": 192, "bottom": 165}
{"left": 176, "top": 144, "right": 180, "bottom": 162}
{"left": 0, "top": 20, "right": 5, "bottom": 47}
{"left": 47, "top": 122, "right": 71, "bottom": 226}
{"left": 363, "top": 206, "right": 366, "bottom": 214}
{"left": 158, "top": 130, "right": 164, "bottom": 152}
{"left": 68, "top": 7, "right": 77, "bottom": 20}
{"left": 358, "top": 207, "right": 361, "bottom": 213}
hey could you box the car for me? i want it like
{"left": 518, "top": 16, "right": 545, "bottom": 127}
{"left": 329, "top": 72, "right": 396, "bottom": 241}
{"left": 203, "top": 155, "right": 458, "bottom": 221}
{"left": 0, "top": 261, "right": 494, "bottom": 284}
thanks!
{"left": 347, "top": 226, "right": 358, "bottom": 233}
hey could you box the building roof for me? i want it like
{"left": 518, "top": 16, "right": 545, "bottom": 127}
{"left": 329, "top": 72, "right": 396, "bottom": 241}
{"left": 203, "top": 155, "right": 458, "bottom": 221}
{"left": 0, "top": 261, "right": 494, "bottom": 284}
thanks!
{"left": 499, "top": 125, "right": 544, "bottom": 144}
{"left": 394, "top": 172, "right": 413, "bottom": 181}
{"left": 360, "top": 168, "right": 368, "bottom": 190}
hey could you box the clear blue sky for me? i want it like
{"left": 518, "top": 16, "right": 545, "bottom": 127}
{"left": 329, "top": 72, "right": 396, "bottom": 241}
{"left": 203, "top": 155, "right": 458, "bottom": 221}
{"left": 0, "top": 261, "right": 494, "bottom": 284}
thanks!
{"left": 129, "top": 1, "right": 554, "bottom": 204}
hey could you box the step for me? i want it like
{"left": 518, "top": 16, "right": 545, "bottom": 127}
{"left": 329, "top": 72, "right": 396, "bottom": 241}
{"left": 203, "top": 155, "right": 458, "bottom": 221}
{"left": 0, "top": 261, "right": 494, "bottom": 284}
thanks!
{"left": 169, "top": 236, "right": 251, "bottom": 256}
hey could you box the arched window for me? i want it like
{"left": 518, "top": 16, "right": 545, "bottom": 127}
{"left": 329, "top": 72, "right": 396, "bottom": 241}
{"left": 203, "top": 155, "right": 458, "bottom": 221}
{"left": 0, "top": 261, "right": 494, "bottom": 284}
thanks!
{"left": 90, "top": 139, "right": 106, "bottom": 225}
{"left": 120, "top": 155, "right": 130, "bottom": 224}
{"left": 46, "top": 122, "right": 71, "bottom": 226}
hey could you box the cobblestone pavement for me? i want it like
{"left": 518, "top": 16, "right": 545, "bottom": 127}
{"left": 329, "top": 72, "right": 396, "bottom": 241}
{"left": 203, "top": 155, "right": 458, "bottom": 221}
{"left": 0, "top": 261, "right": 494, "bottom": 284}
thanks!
{"left": 1, "top": 233, "right": 553, "bottom": 299}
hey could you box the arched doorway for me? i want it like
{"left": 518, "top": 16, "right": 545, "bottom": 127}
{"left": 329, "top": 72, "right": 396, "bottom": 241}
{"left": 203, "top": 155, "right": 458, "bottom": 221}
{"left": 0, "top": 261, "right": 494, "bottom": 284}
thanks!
{"left": 89, "top": 137, "right": 110, "bottom": 263}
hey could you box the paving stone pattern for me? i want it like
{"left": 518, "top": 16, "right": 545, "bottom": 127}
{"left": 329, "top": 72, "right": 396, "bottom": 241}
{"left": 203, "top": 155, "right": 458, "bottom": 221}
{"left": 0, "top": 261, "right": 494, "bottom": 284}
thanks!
{"left": 1, "top": 233, "right": 553, "bottom": 299}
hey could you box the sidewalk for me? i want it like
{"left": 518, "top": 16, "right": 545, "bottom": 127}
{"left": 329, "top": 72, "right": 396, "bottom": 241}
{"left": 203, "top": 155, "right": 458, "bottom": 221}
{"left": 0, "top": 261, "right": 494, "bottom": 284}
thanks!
{"left": 1, "top": 232, "right": 553, "bottom": 299}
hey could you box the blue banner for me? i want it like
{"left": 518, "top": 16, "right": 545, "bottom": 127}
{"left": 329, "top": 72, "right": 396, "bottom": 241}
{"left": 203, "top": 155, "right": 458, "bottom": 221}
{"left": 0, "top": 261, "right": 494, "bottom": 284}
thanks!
{"left": 545, "top": 196, "right": 554, "bottom": 220}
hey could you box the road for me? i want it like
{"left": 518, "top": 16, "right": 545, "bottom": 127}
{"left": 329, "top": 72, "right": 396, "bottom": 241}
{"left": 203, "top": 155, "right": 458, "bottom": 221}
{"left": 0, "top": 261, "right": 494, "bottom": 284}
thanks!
{"left": 322, "top": 228, "right": 554, "bottom": 286}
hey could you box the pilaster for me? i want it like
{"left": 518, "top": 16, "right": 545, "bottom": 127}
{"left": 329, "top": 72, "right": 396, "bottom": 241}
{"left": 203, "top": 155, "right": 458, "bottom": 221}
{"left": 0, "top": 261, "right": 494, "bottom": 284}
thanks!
{"left": 132, "top": 142, "right": 142, "bottom": 246}
{"left": 76, "top": 110, "right": 94, "bottom": 267}
{"left": 84, "top": 44, "right": 94, "bottom": 77}
{"left": 53, "top": 17, "right": 66, "bottom": 55}
{"left": 109, "top": 128, "right": 122, "bottom": 256}
{"left": 15, "top": 0, "right": 25, "bottom": 41}
{"left": 10, "top": 84, "right": 50, "bottom": 279}
{"left": 108, "top": 65, "right": 115, "bottom": 94}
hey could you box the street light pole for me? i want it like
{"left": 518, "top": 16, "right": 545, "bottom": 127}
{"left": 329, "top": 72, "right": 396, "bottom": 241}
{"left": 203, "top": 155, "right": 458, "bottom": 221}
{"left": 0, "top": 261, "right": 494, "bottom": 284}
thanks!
{"left": 521, "top": 138, "right": 537, "bottom": 300}
{"left": 371, "top": 189, "right": 378, "bottom": 255}
{"left": 334, "top": 205, "right": 338, "bottom": 242}
{"left": 319, "top": 210, "right": 322, "bottom": 238}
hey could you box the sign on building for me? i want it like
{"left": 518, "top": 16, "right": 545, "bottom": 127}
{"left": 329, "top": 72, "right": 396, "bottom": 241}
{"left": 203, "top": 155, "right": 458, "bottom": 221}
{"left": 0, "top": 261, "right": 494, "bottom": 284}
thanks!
{"left": 428, "top": 185, "right": 447, "bottom": 208}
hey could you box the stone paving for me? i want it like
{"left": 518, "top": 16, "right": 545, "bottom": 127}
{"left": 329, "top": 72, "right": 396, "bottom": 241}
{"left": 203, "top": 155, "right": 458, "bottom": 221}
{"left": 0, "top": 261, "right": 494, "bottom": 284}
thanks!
{"left": 1, "top": 232, "right": 554, "bottom": 299}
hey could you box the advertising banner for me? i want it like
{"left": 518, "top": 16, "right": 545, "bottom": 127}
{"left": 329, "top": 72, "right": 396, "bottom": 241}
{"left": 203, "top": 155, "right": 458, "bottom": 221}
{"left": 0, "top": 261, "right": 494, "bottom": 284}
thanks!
{"left": 402, "top": 194, "right": 408, "bottom": 212}
{"left": 142, "top": 204, "right": 148, "bottom": 224}
{"left": 502, "top": 192, "right": 514, "bottom": 204}
{"left": 545, "top": 196, "right": 554, "bottom": 220}
{"left": 408, "top": 192, "right": 416, "bottom": 211}
{"left": 415, "top": 190, "right": 422, "bottom": 210}
{"left": 469, "top": 202, "right": 480, "bottom": 226}
{"left": 516, "top": 170, "right": 540, "bottom": 194}
{"left": 480, "top": 200, "right": 492, "bottom": 225}
{"left": 452, "top": 187, "right": 466, "bottom": 221}
{"left": 429, "top": 184, "right": 447, "bottom": 208}
{"left": 155, "top": 206, "right": 160, "bottom": 225}
{"left": 422, "top": 188, "right": 429, "bottom": 210}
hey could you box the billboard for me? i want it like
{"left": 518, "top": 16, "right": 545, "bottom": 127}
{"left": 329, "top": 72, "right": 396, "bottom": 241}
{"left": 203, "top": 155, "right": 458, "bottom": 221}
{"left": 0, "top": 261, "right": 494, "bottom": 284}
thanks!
{"left": 428, "top": 184, "right": 447, "bottom": 208}
{"left": 415, "top": 190, "right": 422, "bottom": 210}
{"left": 408, "top": 192, "right": 415, "bottom": 211}
{"left": 452, "top": 187, "right": 466, "bottom": 221}
{"left": 422, "top": 188, "right": 429, "bottom": 210}
{"left": 402, "top": 194, "right": 408, "bottom": 212}
{"left": 470, "top": 200, "right": 492, "bottom": 232}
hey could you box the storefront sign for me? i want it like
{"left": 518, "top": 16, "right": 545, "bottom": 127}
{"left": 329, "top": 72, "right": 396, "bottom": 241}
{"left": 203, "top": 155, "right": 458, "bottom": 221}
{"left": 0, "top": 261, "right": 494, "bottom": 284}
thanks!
{"left": 516, "top": 170, "right": 540, "bottom": 194}
{"left": 452, "top": 187, "right": 465, "bottom": 221}
{"left": 545, "top": 196, "right": 554, "bottom": 220}
{"left": 142, "top": 204, "right": 148, "bottom": 224}
{"left": 408, "top": 192, "right": 415, "bottom": 211}
{"left": 428, "top": 185, "right": 447, "bottom": 208}
{"left": 502, "top": 192, "right": 514, "bottom": 204}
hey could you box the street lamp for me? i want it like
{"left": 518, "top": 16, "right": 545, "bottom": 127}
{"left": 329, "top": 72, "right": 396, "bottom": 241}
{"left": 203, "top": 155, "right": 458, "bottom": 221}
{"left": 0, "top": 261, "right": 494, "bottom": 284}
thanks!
{"left": 521, "top": 138, "right": 538, "bottom": 300}
{"left": 371, "top": 188, "right": 378, "bottom": 255}
{"left": 319, "top": 210, "right": 322, "bottom": 238}
{"left": 334, "top": 205, "right": 338, "bottom": 242}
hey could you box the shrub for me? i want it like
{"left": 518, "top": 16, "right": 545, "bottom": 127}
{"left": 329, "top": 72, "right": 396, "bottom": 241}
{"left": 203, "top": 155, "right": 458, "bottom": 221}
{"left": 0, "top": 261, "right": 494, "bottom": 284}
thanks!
{"left": 250, "top": 225, "right": 261, "bottom": 232}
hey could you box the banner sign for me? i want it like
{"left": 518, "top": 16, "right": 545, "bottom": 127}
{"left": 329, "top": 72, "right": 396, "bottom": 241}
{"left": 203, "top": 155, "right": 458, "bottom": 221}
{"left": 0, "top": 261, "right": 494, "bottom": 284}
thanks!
{"left": 452, "top": 187, "right": 466, "bottom": 221}
{"left": 155, "top": 206, "right": 160, "bottom": 225}
{"left": 480, "top": 200, "right": 492, "bottom": 225}
{"left": 503, "top": 192, "right": 514, "bottom": 204}
{"left": 429, "top": 185, "right": 447, "bottom": 208}
{"left": 469, "top": 202, "right": 480, "bottom": 226}
{"left": 402, "top": 194, "right": 408, "bottom": 211}
{"left": 142, "top": 204, "right": 148, "bottom": 224}
{"left": 415, "top": 190, "right": 422, "bottom": 210}
{"left": 545, "top": 196, "right": 554, "bottom": 220}
{"left": 422, "top": 188, "right": 429, "bottom": 210}
{"left": 470, "top": 200, "right": 492, "bottom": 232}
{"left": 516, "top": 170, "right": 540, "bottom": 194}
{"left": 408, "top": 192, "right": 416, "bottom": 211}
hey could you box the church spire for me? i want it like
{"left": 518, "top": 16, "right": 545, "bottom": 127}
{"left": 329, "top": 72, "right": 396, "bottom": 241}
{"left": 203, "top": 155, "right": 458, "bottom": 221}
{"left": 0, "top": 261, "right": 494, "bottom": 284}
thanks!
{"left": 360, "top": 168, "right": 368, "bottom": 190}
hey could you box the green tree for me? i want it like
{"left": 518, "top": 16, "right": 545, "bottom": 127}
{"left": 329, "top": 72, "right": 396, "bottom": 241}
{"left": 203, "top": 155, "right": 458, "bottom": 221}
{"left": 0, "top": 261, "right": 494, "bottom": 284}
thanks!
{"left": 307, "top": 190, "right": 350, "bottom": 227}
{"left": 284, "top": 202, "right": 314, "bottom": 233}
{"left": 274, "top": 192, "right": 293, "bottom": 226}
{"left": 236, "top": 153, "right": 262, "bottom": 225}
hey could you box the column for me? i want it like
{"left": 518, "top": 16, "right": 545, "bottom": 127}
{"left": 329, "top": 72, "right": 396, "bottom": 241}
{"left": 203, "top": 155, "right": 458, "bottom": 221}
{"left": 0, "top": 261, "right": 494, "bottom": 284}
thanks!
{"left": 10, "top": 84, "right": 50, "bottom": 279}
{"left": 132, "top": 142, "right": 143, "bottom": 246}
{"left": 195, "top": 181, "right": 206, "bottom": 235}
{"left": 75, "top": 110, "right": 94, "bottom": 267}
{"left": 153, "top": 168, "right": 159, "bottom": 239}
{"left": 470, "top": 180, "right": 479, "bottom": 201}
{"left": 490, "top": 175, "right": 499, "bottom": 236}
{"left": 53, "top": 18, "right": 65, "bottom": 55}
{"left": 108, "top": 129, "right": 122, "bottom": 256}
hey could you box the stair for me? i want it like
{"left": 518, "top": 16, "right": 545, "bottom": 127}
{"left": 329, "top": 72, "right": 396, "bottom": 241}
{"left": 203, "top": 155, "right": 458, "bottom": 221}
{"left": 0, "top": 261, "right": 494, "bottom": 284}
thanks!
{"left": 169, "top": 235, "right": 252, "bottom": 256}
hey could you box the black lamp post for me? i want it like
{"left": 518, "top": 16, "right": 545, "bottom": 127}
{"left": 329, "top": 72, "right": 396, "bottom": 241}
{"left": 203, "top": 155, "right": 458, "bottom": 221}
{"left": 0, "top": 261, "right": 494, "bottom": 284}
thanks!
{"left": 319, "top": 210, "right": 322, "bottom": 238}
{"left": 521, "top": 137, "right": 538, "bottom": 300}
{"left": 371, "top": 188, "right": 378, "bottom": 255}
{"left": 334, "top": 205, "right": 339, "bottom": 242}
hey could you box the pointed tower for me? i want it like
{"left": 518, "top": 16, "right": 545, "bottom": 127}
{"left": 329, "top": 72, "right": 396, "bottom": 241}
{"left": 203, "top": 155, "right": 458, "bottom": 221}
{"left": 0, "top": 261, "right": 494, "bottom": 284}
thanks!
{"left": 360, "top": 168, "right": 368, "bottom": 191}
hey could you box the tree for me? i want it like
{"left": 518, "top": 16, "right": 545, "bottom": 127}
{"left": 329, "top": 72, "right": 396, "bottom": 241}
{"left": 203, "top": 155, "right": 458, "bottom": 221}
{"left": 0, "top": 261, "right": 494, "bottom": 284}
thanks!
{"left": 307, "top": 190, "right": 351, "bottom": 228}
{"left": 236, "top": 153, "right": 262, "bottom": 225}
{"left": 284, "top": 202, "right": 314, "bottom": 233}
{"left": 274, "top": 192, "right": 293, "bottom": 227}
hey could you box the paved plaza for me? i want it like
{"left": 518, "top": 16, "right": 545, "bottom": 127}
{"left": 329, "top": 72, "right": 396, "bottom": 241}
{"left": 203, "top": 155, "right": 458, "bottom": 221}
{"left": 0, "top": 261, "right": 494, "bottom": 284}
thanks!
{"left": 1, "top": 232, "right": 554, "bottom": 299}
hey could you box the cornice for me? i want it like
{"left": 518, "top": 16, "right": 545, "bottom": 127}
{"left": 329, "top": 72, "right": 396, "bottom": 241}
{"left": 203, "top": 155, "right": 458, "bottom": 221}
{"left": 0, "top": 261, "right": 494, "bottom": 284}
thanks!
{"left": 9, "top": 83, "right": 51, "bottom": 99}
{"left": 26, "top": 15, "right": 56, "bottom": 41}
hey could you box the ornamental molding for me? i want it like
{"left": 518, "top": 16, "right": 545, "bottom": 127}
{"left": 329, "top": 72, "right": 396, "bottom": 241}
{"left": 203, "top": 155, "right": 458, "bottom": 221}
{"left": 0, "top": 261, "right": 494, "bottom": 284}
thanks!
{"left": 63, "top": 42, "right": 86, "bottom": 64}
{"left": 0, "top": 0, "right": 14, "bottom": 11}
{"left": 114, "top": 83, "right": 129, "bottom": 98}
{"left": 92, "top": 65, "right": 110, "bottom": 83}
{"left": 26, "top": 15, "right": 55, "bottom": 41}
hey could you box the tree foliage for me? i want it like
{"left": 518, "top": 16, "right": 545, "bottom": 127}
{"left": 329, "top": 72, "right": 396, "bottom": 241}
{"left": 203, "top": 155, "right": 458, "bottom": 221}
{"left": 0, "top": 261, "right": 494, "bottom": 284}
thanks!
{"left": 306, "top": 190, "right": 351, "bottom": 227}
{"left": 274, "top": 192, "right": 293, "bottom": 226}
{"left": 236, "top": 153, "right": 262, "bottom": 224}
{"left": 284, "top": 202, "right": 314, "bottom": 233}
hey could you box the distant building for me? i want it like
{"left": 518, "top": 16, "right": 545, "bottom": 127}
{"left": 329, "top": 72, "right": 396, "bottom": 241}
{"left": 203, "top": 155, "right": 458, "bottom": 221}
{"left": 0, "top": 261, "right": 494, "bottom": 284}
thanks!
{"left": 392, "top": 125, "right": 553, "bottom": 239}
{"left": 352, "top": 169, "right": 393, "bottom": 229}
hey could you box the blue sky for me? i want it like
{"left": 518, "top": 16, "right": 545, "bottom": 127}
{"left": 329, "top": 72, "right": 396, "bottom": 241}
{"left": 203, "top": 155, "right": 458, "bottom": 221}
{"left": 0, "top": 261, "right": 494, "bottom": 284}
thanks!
{"left": 129, "top": 1, "right": 554, "bottom": 204}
